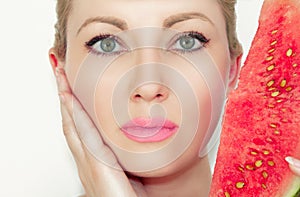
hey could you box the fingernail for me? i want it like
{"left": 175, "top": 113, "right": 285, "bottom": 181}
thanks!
{"left": 58, "top": 93, "right": 65, "bottom": 103}
{"left": 285, "top": 157, "right": 300, "bottom": 168}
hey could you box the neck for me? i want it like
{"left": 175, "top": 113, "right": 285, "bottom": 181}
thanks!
{"left": 141, "top": 156, "right": 211, "bottom": 197}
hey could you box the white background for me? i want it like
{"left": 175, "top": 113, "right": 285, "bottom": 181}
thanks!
{"left": 0, "top": 0, "right": 263, "bottom": 196}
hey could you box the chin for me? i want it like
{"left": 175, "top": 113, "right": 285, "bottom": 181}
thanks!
{"left": 126, "top": 147, "right": 201, "bottom": 178}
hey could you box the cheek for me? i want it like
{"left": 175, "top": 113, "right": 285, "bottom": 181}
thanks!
{"left": 95, "top": 75, "right": 117, "bottom": 127}
{"left": 184, "top": 49, "right": 229, "bottom": 155}
{"left": 92, "top": 61, "right": 135, "bottom": 148}
{"left": 93, "top": 68, "right": 120, "bottom": 133}
{"left": 208, "top": 41, "right": 232, "bottom": 86}
{"left": 190, "top": 74, "right": 212, "bottom": 135}
{"left": 64, "top": 37, "right": 89, "bottom": 88}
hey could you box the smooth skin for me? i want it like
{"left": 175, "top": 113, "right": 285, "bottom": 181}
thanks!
{"left": 55, "top": 67, "right": 145, "bottom": 196}
{"left": 52, "top": 66, "right": 300, "bottom": 196}
{"left": 53, "top": 66, "right": 211, "bottom": 196}
{"left": 51, "top": 0, "right": 230, "bottom": 196}
{"left": 49, "top": 0, "right": 300, "bottom": 196}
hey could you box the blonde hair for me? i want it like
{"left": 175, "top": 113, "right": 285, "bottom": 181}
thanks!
{"left": 53, "top": 0, "right": 72, "bottom": 61}
{"left": 217, "top": 0, "right": 243, "bottom": 58}
{"left": 53, "top": 0, "right": 242, "bottom": 60}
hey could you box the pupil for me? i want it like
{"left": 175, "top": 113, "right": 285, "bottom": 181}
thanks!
{"left": 101, "top": 38, "right": 116, "bottom": 52}
{"left": 180, "top": 36, "right": 195, "bottom": 50}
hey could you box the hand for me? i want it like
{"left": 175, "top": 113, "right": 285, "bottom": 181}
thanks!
{"left": 55, "top": 67, "right": 147, "bottom": 197}
{"left": 285, "top": 157, "right": 300, "bottom": 177}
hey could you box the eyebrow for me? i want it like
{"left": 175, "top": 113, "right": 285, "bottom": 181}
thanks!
{"left": 77, "top": 16, "right": 128, "bottom": 35}
{"left": 77, "top": 12, "right": 214, "bottom": 35}
{"left": 163, "top": 12, "right": 214, "bottom": 28}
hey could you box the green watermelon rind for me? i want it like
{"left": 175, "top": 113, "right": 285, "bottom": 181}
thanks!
{"left": 285, "top": 177, "right": 300, "bottom": 197}
{"left": 293, "top": 188, "right": 300, "bottom": 197}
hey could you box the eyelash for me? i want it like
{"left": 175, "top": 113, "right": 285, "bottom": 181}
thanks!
{"left": 84, "top": 31, "right": 210, "bottom": 56}
{"left": 171, "top": 31, "right": 210, "bottom": 54}
{"left": 85, "top": 33, "right": 127, "bottom": 56}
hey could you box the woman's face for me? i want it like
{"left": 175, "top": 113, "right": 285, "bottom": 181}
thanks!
{"left": 62, "top": 0, "right": 238, "bottom": 175}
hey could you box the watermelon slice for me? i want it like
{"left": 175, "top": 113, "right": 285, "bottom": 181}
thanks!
{"left": 209, "top": 0, "right": 300, "bottom": 196}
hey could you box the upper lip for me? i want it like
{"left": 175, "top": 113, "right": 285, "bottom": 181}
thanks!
{"left": 121, "top": 117, "right": 178, "bottom": 137}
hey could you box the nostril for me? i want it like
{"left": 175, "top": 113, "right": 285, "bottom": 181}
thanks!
{"left": 131, "top": 85, "right": 169, "bottom": 102}
{"left": 156, "top": 94, "right": 163, "bottom": 98}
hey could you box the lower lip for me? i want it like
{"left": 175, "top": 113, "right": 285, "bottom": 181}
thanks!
{"left": 120, "top": 118, "right": 178, "bottom": 143}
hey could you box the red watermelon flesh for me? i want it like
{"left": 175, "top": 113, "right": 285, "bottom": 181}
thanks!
{"left": 209, "top": 0, "right": 300, "bottom": 196}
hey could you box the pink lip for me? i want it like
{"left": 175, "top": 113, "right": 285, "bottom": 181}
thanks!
{"left": 120, "top": 117, "right": 178, "bottom": 142}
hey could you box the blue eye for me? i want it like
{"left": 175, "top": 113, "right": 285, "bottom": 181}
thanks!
{"left": 85, "top": 34, "right": 127, "bottom": 56}
{"left": 171, "top": 32, "right": 210, "bottom": 53}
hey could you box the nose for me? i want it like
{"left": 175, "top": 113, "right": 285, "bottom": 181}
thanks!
{"left": 131, "top": 83, "right": 169, "bottom": 103}
{"left": 129, "top": 48, "right": 169, "bottom": 103}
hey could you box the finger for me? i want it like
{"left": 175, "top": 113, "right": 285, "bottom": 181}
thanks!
{"left": 128, "top": 176, "right": 148, "bottom": 197}
{"left": 70, "top": 93, "right": 120, "bottom": 169}
{"left": 289, "top": 165, "right": 300, "bottom": 177}
{"left": 56, "top": 67, "right": 72, "bottom": 94}
{"left": 55, "top": 68, "right": 84, "bottom": 158}
{"left": 56, "top": 67, "right": 120, "bottom": 168}
{"left": 60, "top": 93, "right": 84, "bottom": 159}
{"left": 285, "top": 157, "right": 300, "bottom": 176}
{"left": 56, "top": 67, "right": 98, "bottom": 141}
{"left": 57, "top": 74, "right": 104, "bottom": 147}
{"left": 56, "top": 69, "right": 138, "bottom": 196}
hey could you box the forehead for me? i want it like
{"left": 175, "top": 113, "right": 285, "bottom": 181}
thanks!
{"left": 68, "top": 0, "right": 225, "bottom": 33}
